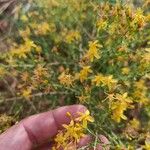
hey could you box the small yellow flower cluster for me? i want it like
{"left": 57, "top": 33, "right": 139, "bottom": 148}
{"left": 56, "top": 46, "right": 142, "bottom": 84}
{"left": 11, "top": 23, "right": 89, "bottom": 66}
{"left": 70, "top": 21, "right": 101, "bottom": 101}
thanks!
{"left": 140, "top": 48, "right": 150, "bottom": 72}
{"left": 143, "top": 142, "right": 150, "bottom": 150}
{"left": 10, "top": 38, "right": 41, "bottom": 59}
{"left": 77, "top": 66, "right": 92, "bottom": 82}
{"left": 65, "top": 30, "right": 81, "bottom": 44}
{"left": 85, "top": 40, "right": 102, "bottom": 62}
{"left": 0, "top": 66, "right": 6, "bottom": 77}
{"left": 58, "top": 40, "right": 102, "bottom": 85}
{"left": 35, "top": 22, "right": 51, "bottom": 35}
{"left": 33, "top": 64, "right": 49, "bottom": 81}
{"left": 1, "top": 0, "right": 149, "bottom": 148}
{"left": 121, "top": 67, "right": 130, "bottom": 75}
{"left": 52, "top": 110, "right": 94, "bottom": 150}
{"left": 92, "top": 74, "right": 118, "bottom": 90}
{"left": 129, "top": 118, "right": 140, "bottom": 130}
{"left": 33, "top": 22, "right": 56, "bottom": 35}
{"left": 20, "top": 15, "right": 28, "bottom": 22}
{"left": 0, "top": 114, "right": 14, "bottom": 133}
{"left": 20, "top": 21, "right": 56, "bottom": 37}
{"left": 131, "top": 8, "right": 146, "bottom": 28}
{"left": 77, "top": 94, "right": 90, "bottom": 103}
{"left": 21, "top": 88, "right": 32, "bottom": 100}
{"left": 58, "top": 71, "right": 74, "bottom": 87}
{"left": 133, "top": 79, "right": 149, "bottom": 105}
{"left": 96, "top": 1, "right": 150, "bottom": 43}
{"left": 18, "top": 64, "right": 50, "bottom": 99}
{"left": 108, "top": 93, "right": 133, "bottom": 123}
{"left": 97, "top": 19, "right": 108, "bottom": 31}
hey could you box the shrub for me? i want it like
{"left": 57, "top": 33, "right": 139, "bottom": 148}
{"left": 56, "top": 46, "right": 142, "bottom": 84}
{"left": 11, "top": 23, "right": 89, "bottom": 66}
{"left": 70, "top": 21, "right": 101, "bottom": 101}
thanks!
{"left": 0, "top": 0, "right": 150, "bottom": 149}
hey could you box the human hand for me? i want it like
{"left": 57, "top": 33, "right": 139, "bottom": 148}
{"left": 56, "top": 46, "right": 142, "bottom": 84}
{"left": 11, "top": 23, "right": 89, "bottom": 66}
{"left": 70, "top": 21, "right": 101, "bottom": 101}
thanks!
{"left": 0, "top": 105, "right": 109, "bottom": 150}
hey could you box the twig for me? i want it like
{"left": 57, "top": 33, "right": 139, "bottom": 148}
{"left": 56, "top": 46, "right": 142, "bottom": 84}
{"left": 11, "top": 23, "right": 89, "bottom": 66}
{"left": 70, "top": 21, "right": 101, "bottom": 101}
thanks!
{"left": 1, "top": 62, "right": 75, "bottom": 68}
{"left": 94, "top": 132, "right": 98, "bottom": 150}
{"left": 0, "top": 91, "right": 68, "bottom": 103}
{"left": 27, "top": 100, "right": 39, "bottom": 113}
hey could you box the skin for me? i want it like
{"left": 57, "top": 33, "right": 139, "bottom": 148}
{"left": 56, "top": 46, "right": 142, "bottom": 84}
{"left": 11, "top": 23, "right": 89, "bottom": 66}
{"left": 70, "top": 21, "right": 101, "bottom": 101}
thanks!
{"left": 0, "top": 105, "right": 109, "bottom": 150}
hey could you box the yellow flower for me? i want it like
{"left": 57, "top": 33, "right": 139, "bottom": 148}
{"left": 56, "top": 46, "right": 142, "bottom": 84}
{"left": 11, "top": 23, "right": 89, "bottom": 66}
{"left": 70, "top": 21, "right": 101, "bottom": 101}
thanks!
{"left": 10, "top": 38, "right": 38, "bottom": 59}
{"left": 20, "top": 15, "right": 28, "bottom": 22}
{"left": 107, "top": 93, "right": 115, "bottom": 102}
{"left": 110, "top": 93, "right": 133, "bottom": 123}
{"left": 86, "top": 40, "right": 102, "bottom": 62}
{"left": 133, "top": 79, "right": 149, "bottom": 105}
{"left": 131, "top": 8, "right": 146, "bottom": 28}
{"left": 54, "top": 132, "right": 67, "bottom": 149}
{"left": 20, "top": 72, "right": 29, "bottom": 82}
{"left": 58, "top": 71, "right": 73, "bottom": 86}
{"left": 102, "top": 75, "right": 118, "bottom": 90}
{"left": 142, "top": 53, "right": 150, "bottom": 62}
{"left": 143, "top": 141, "right": 150, "bottom": 150}
{"left": 35, "top": 22, "right": 50, "bottom": 35}
{"left": 111, "top": 104, "right": 127, "bottom": 123}
{"left": 92, "top": 74, "right": 117, "bottom": 90}
{"left": 97, "top": 19, "right": 108, "bottom": 31}
{"left": 0, "top": 66, "right": 6, "bottom": 77}
{"left": 76, "top": 110, "right": 94, "bottom": 128}
{"left": 53, "top": 110, "right": 94, "bottom": 149}
{"left": 122, "top": 67, "right": 130, "bottom": 75}
{"left": 22, "top": 88, "right": 32, "bottom": 100}
{"left": 115, "top": 93, "right": 133, "bottom": 104}
{"left": 92, "top": 74, "right": 104, "bottom": 86}
{"left": 135, "top": 79, "right": 147, "bottom": 90}
{"left": 63, "top": 120, "right": 85, "bottom": 141}
{"left": 78, "top": 66, "right": 92, "bottom": 82}
{"left": 108, "top": 23, "right": 117, "bottom": 35}
{"left": 65, "top": 30, "right": 81, "bottom": 43}
{"left": 77, "top": 94, "right": 90, "bottom": 103}
{"left": 129, "top": 118, "right": 140, "bottom": 130}
{"left": 33, "top": 64, "right": 48, "bottom": 79}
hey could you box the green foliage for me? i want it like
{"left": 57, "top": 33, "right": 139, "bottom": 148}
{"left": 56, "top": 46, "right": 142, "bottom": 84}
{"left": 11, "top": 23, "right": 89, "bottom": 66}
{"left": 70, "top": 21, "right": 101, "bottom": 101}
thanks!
{"left": 0, "top": 0, "right": 150, "bottom": 149}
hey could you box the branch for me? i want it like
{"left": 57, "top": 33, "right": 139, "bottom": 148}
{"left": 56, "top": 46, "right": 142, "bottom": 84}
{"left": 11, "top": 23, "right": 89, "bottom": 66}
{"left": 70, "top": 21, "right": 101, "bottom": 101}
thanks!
{"left": 0, "top": 91, "right": 68, "bottom": 103}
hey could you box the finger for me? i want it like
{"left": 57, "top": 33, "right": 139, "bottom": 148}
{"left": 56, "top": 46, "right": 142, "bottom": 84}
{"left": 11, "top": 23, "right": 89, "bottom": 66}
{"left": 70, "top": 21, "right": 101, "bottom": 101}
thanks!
{"left": 0, "top": 122, "right": 32, "bottom": 150}
{"left": 0, "top": 105, "right": 86, "bottom": 150}
{"left": 77, "top": 135, "right": 92, "bottom": 148}
{"left": 22, "top": 105, "right": 87, "bottom": 145}
{"left": 97, "top": 135, "right": 110, "bottom": 150}
{"left": 98, "top": 135, "right": 109, "bottom": 144}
